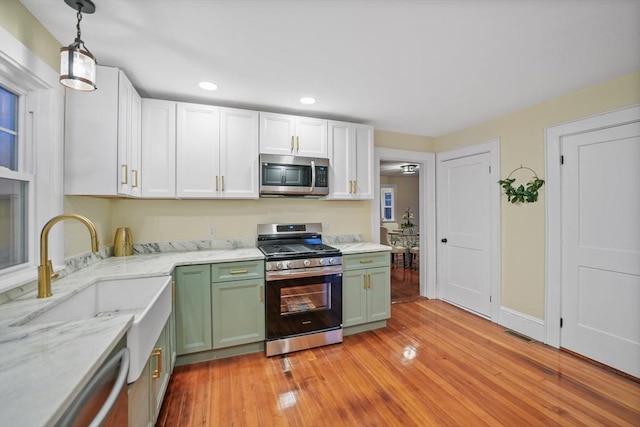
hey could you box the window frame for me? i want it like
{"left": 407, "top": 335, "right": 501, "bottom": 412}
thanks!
{"left": 380, "top": 184, "right": 397, "bottom": 222}
{"left": 0, "top": 27, "right": 64, "bottom": 293}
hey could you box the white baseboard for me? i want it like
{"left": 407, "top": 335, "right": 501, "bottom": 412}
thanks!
{"left": 499, "top": 306, "right": 545, "bottom": 342}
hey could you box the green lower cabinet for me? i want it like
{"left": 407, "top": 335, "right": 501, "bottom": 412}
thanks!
{"left": 343, "top": 252, "right": 391, "bottom": 330}
{"left": 175, "top": 265, "right": 213, "bottom": 355}
{"left": 212, "top": 278, "right": 265, "bottom": 349}
{"left": 128, "top": 317, "right": 173, "bottom": 427}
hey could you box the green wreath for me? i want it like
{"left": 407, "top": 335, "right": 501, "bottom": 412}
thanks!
{"left": 498, "top": 166, "right": 545, "bottom": 204}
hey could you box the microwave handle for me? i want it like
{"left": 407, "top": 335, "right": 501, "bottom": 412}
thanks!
{"left": 310, "top": 160, "right": 316, "bottom": 191}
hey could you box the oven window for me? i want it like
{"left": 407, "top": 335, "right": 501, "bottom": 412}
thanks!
{"left": 280, "top": 283, "right": 330, "bottom": 315}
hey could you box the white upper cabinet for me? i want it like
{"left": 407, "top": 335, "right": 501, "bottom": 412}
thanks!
{"left": 176, "top": 104, "right": 259, "bottom": 199}
{"left": 141, "top": 99, "right": 176, "bottom": 198}
{"left": 259, "top": 112, "right": 328, "bottom": 158}
{"left": 65, "top": 66, "right": 142, "bottom": 196}
{"left": 176, "top": 103, "right": 220, "bottom": 198}
{"left": 219, "top": 108, "right": 259, "bottom": 198}
{"left": 328, "top": 121, "right": 374, "bottom": 200}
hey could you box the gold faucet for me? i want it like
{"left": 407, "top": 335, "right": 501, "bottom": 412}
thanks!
{"left": 38, "top": 214, "right": 99, "bottom": 298}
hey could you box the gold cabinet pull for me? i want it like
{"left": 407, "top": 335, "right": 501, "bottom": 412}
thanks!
{"left": 221, "top": 175, "right": 225, "bottom": 191}
{"left": 359, "top": 259, "right": 373, "bottom": 264}
{"left": 296, "top": 136, "right": 300, "bottom": 151}
{"left": 229, "top": 269, "right": 249, "bottom": 275}
{"left": 291, "top": 136, "right": 295, "bottom": 152}
{"left": 121, "top": 164, "right": 128, "bottom": 185}
{"left": 215, "top": 175, "right": 219, "bottom": 191}
{"left": 352, "top": 180, "right": 357, "bottom": 193}
{"left": 260, "top": 285, "right": 264, "bottom": 302}
{"left": 151, "top": 347, "right": 163, "bottom": 379}
{"left": 132, "top": 169, "right": 138, "bottom": 188}
{"left": 367, "top": 274, "right": 372, "bottom": 289}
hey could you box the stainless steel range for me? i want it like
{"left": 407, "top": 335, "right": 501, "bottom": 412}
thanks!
{"left": 257, "top": 223, "right": 343, "bottom": 357}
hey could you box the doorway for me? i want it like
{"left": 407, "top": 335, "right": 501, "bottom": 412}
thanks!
{"left": 373, "top": 148, "right": 436, "bottom": 300}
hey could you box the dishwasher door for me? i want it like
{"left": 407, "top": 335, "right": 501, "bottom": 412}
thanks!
{"left": 56, "top": 347, "right": 130, "bottom": 427}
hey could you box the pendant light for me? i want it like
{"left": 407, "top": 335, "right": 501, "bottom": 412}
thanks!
{"left": 60, "top": 0, "right": 97, "bottom": 91}
{"left": 401, "top": 164, "right": 418, "bottom": 174}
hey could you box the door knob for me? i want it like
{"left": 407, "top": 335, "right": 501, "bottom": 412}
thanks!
{"left": 441, "top": 238, "right": 448, "bottom": 243}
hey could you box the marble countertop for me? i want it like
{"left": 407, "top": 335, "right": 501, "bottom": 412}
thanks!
{"left": 0, "top": 242, "right": 388, "bottom": 426}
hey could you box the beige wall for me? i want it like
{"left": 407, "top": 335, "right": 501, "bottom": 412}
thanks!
{"left": 64, "top": 196, "right": 113, "bottom": 256}
{"left": 0, "top": 0, "right": 60, "bottom": 70}
{"left": 380, "top": 175, "right": 419, "bottom": 227}
{"left": 434, "top": 72, "right": 640, "bottom": 320}
{"left": 375, "top": 130, "right": 434, "bottom": 152}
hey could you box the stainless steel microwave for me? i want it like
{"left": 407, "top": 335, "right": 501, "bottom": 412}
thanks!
{"left": 260, "top": 154, "right": 329, "bottom": 197}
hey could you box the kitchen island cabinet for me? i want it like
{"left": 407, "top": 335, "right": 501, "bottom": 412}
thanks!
{"left": 342, "top": 251, "right": 391, "bottom": 335}
{"left": 65, "top": 65, "right": 141, "bottom": 197}
{"left": 259, "top": 112, "right": 328, "bottom": 158}
{"left": 328, "top": 121, "right": 374, "bottom": 200}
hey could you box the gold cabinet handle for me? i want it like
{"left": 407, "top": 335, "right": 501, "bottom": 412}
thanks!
{"left": 229, "top": 269, "right": 249, "bottom": 275}
{"left": 352, "top": 180, "right": 356, "bottom": 193}
{"left": 359, "top": 259, "right": 373, "bottom": 264}
{"left": 260, "top": 285, "right": 264, "bottom": 302}
{"left": 291, "top": 136, "right": 295, "bottom": 152}
{"left": 221, "top": 175, "right": 225, "bottom": 191}
{"left": 215, "top": 175, "right": 219, "bottom": 191}
{"left": 296, "top": 136, "right": 300, "bottom": 151}
{"left": 151, "top": 347, "right": 162, "bottom": 379}
{"left": 132, "top": 169, "right": 138, "bottom": 188}
{"left": 121, "top": 164, "right": 128, "bottom": 185}
{"left": 367, "top": 274, "right": 372, "bottom": 289}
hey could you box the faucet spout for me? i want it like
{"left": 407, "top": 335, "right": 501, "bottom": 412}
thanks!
{"left": 38, "top": 214, "right": 99, "bottom": 298}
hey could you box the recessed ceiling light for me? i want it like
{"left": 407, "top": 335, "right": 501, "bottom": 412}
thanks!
{"left": 199, "top": 81, "right": 218, "bottom": 91}
{"left": 300, "top": 97, "right": 316, "bottom": 105}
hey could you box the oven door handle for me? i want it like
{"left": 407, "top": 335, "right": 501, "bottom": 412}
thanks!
{"left": 310, "top": 160, "right": 316, "bottom": 192}
{"left": 266, "top": 265, "right": 343, "bottom": 281}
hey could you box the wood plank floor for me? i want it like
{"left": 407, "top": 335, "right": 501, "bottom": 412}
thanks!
{"left": 390, "top": 264, "right": 420, "bottom": 303}
{"left": 157, "top": 299, "right": 640, "bottom": 426}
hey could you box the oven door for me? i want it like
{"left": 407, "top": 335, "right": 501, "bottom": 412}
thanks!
{"left": 266, "top": 270, "right": 342, "bottom": 340}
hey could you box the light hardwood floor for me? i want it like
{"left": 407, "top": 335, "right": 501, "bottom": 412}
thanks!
{"left": 157, "top": 299, "right": 640, "bottom": 426}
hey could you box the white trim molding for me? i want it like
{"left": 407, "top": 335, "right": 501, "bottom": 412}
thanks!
{"left": 544, "top": 104, "right": 640, "bottom": 348}
{"left": 500, "top": 306, "right": 545, "bottom": 342}
{"left": 374, "top": 147, "right": 436, "bottom": 299}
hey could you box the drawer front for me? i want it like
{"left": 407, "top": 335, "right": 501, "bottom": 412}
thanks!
{"left": 211, "top": 260, "right": 264, "bottom": 283}
{"left": 343, "top": 252, "right": 390, "bottom": 271}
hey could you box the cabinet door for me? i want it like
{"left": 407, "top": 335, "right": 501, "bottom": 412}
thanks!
{"left": 175, "top": 265, "right": 213, "bottom": 355}
{"left": 176, "top": 103, "right": 220, "bottom": 198}
{"left": 353, "top": 125, "right": 374, "bottom": 199}
{"left": 259, "top": 112, "right": 296, "bottom": 155}
{"left": 367, "top": 266, "right": 391, "bottom": 322}
{"left": 64, "top": 65, "right": 120, "bottom": 195}
{"left": 295, "top": 116, "right": 328, "bottom": 157}
{"left": 128, "top": 360, "right": 151, "bottom": 427}
{"left": 211, "top": 278, "right": 265, "bottom": 348}
{"left": 141, "top": 99, "right": 176, "bottom": 198}
{"left": 342, "top": 270, "right": 368, "bottom": 327}
{"left": 328, "top": 121, "right": 356, "bottom": 199}
{"left": 219, "top": 108, "right": 259, "bottom": 198}
{"left": 117, "top": 70, "right": 141, "bottom": 197}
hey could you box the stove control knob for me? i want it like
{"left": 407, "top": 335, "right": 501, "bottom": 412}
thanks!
{"left": 275, "top": 262, "right": 283, "bottom": 270}
{"left": 303, "top": 259, "right": 311, "bottom": 267}
{"left": 284, "top": 261, "right": 291, "bottom": 269}
{"left": 319, "top": 258, "right": 326, "bottom": 265}
{"left": 329, "top": 258, "right": 336, "bottom": 265}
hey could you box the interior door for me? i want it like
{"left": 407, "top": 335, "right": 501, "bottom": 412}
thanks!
{"left": 561, "top": 122, "right": 640, "bottom": 377}
{"left": 438, "top": 152, "right": 492, "bottom": 317}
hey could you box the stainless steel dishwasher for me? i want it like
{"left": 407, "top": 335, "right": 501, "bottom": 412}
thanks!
{"left": 56, "top": 346, "right": 130, "bottom": 427}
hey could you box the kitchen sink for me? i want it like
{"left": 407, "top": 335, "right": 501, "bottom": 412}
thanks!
{"left": 26, "top": 276, "right": 172, "bottom": 383}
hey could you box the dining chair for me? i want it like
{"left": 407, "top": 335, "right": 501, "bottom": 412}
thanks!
{"left": 410, "top": 245, "right": 419, "bottom": 269}
{"left": 380, "top": 226, "right": 406, "bottom": 267}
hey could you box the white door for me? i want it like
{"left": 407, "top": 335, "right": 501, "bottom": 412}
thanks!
{"left": 561, "top": 122, "right": 640, "bottom": 377}
{"left": 438, "top": 152, "right": 492, "bottom": 317}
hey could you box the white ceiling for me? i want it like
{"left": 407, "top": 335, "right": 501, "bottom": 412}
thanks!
{"left": 20, "top": 0, "right": 640, "bottom": 137}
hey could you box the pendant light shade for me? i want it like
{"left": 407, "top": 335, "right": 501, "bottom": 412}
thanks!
{"left": 60, "top": 0, "right": 97, "bottom": 91}
{"left": 401, "top": 164, "right": 418, "bottom": 174}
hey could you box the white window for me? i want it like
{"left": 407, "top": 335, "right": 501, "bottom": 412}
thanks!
{"left": 380, "top": 185, "right": 396, "bottom": 222}
{"left": 0, "top": 27, "right": 64, "bottom": 293}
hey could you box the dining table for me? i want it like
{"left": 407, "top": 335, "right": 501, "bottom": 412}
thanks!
{"left": 388, "top": 228, "right": 419, "bottom": 268}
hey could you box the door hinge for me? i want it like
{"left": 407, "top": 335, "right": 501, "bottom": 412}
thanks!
{"left": 489, "top": 295, "right": 492, "bottom": 303}
{"left": 560, "top": 155, "right": 564, "bottom": 165}
{"left": 560, "top": 318, "right": 563, "bottom": 328}
{"left": 489, "top": 165, "right": 492, "bottom": 173}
